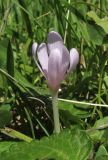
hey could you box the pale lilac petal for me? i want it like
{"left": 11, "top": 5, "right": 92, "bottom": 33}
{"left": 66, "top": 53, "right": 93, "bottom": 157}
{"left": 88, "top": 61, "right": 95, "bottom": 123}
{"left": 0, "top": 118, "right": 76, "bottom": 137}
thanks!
{"left": 32, "top": 42, "right": 38, "bottom": 57}
{"left": 68, "top": 48, "right": 79, "bottom": 72}
{"left": 47, "top": 48, "right": 62, "bottom": 92}
{"left": 59, "top": 45, "right": 70, "bottom": 81}
{"left": 48, "top": 31, "right": 63, "bottom": 43}
{"left": 47, "top": 47, "right": 69, "bottom": 92}
{"left": 47, "top": 31, "right": 63, "bottom": 54}
{"left": 33, "top": 53, "right": 45, "bottom": 78}
{"left": 37, "top": 43, "right": 48, "bottom": 72}
{"left": 32, "top": 42, "right": 44, "bottom": 76}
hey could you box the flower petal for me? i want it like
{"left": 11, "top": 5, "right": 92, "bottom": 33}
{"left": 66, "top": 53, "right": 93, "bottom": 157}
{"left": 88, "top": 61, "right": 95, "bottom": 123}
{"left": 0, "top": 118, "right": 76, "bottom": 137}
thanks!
{"left": 32, "top": 43, "right": 45, "bottom": 78}
{"left": 37, "top": 43, "right": 48, "bottom": 72}
{"left": 47, "top": 31, "right": 63, "bottom": 54}
{"left": 68, "top": 48, "right": 79, "bottom": 72}
{"left": 47, "top": 47, "right": 69, "bottom": 93}
{"left": 47, "top": 48, "right": 62, "bottom": 92}
{"left": 32, "top": 42, "right": 38, "bottom": 57}
{"left": 59, "top": 45, "right": 70, "bottom": 81}
{"left": 48, "top": 31, "right": 63, "bottom": 43}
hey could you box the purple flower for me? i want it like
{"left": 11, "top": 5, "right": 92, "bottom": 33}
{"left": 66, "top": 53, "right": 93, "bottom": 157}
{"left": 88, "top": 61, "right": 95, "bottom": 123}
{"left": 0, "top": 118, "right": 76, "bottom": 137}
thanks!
{"left": 32, "top": 31, "right": 79, "bottom": 93}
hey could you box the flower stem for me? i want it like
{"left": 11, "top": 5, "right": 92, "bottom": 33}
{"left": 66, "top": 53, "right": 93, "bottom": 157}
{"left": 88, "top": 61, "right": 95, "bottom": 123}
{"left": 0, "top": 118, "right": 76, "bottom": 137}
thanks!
{"left": 52, "top": 92, "right": 60, "bottom": 134}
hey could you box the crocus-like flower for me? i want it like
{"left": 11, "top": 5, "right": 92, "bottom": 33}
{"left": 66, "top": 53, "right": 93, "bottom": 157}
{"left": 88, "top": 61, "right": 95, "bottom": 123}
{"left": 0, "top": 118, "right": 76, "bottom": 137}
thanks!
{"left": 32, "top": 31, "right": 79, "bottom": 133}
{"left": 32, "top": 31, "right": 79, "bottom": 93}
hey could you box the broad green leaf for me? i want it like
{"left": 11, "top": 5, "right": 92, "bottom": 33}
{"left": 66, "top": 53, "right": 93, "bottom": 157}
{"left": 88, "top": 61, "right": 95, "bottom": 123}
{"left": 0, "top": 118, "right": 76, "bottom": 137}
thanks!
{"left": 87, "top": 11, "right": 100, "bottom": 22}
{"left": 58, "top": 100, "right": 90, "bottom": 118}
{"left": 87, "top": 23, "right": 105, "bottom": 45}
{"left": 0, "top": 142, "right": 15, "bottom": 153}
{"left": 95, "top": 155, "right": 108, "bottom": 160}
{"left": 87, "top": 11, "right": 108, "bottom": 33}
{"left": 95, "top": 145, "right": 108, "bottom": 160}
{"left": 89, "top": 117, "right": 108, "bottom": 142}
{"left": 94, "top": 116, "right": 108, "bottom": 129}
{"left": 97, "top": 17, "right": 108, "bottom": 34}
{"left": 0, "top": 128, "right": 93, "bottom": 160}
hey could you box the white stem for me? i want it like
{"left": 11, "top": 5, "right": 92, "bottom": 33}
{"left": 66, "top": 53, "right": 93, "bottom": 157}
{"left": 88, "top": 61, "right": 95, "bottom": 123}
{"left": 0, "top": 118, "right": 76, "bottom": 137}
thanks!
{"left": 52, "top": 92, "right": 60, "bottom": 133}
{"left": 58, "top": 98, "right": 108, "bottom": 107}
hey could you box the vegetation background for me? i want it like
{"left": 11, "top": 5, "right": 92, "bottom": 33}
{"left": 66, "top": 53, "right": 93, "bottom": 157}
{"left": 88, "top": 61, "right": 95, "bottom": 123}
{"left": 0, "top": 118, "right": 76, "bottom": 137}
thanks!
{"left": 0, "top": 0, "right": 108, "bottom": 159}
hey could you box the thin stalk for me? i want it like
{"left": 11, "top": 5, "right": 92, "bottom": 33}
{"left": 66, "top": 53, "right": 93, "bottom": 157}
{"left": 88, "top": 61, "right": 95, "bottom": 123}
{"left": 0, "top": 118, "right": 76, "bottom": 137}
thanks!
{"left": 24, "top": 107, "right": 35, "bottom": 139}
{"left": 57, "top": 98, "right": 108, "bottom": 108}
{"left": 35, "top": 118, "right": 50, "bottom": 137}
{"left": 52, "top": 92, "right": 60, "bottom": 134}
{"left": 64, "top": 0, "right": 70, "bottom": 44}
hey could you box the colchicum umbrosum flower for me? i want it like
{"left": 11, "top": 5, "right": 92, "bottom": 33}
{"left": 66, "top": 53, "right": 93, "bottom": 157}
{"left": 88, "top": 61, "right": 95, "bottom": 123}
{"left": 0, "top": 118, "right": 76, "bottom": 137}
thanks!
{"left": 32, "top": 31, "right": 79, "bottom": 133}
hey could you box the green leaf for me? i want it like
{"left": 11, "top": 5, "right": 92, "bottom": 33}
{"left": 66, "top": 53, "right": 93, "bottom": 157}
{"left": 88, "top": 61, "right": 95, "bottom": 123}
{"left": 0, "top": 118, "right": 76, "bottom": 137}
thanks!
{"left": 0, "top": 39, "right": 14, "bottom": 89}
{"left": 19, "top": 64, "right": 33, "bottom": 74}
{"left": 89, "top": 117, "right": 108, "bottom": 142}
{"left": 0, "top": 39, "right": 9, "bottom": 89}
{"left": 0, "top": 39, "right": 8, "bottom": 69}
{"left": 7, "top": 40, "right": 14, "bottom": 77}
{"left": 87, "top": 23, "right": 105, "bottom": 45}
{"left": 87, "top": 11, "right": 100, "bottom": 22}
{"left": 58, "top": 100, "right": 89, "bottom": 118}
{"left": 94, "top": 117, "right": 108, "bottom": 128}
{"left": 17, "top": 0, "right": 33, "bottom": 38}
{"left": 0, "top": 128, "right": 93, "bottom": 160}
{"left": 95, "top": 145, "right": 108, "bottom": 160}
{"left": 0, "top": 68, "right": 38, "bottom": 95}
{"left": 0, "top": 127, "right": 33, "bottom": 142}
{"left": 15, "top": 69, "right": 34, "bottom": 89}
{"left": 0, "top": 142, "right": 15, "bottom": 153}
{"left": 0, "top": 104, "right": 12, "bottom": 128}
{"left": 14, "top": 69, "right": 37, "bottom": 94}
{"left": 79, "top": 22, "right": 90, "bottom": 45}
{"left": 87, "top": 11, "right": 108, "bottom": 34}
